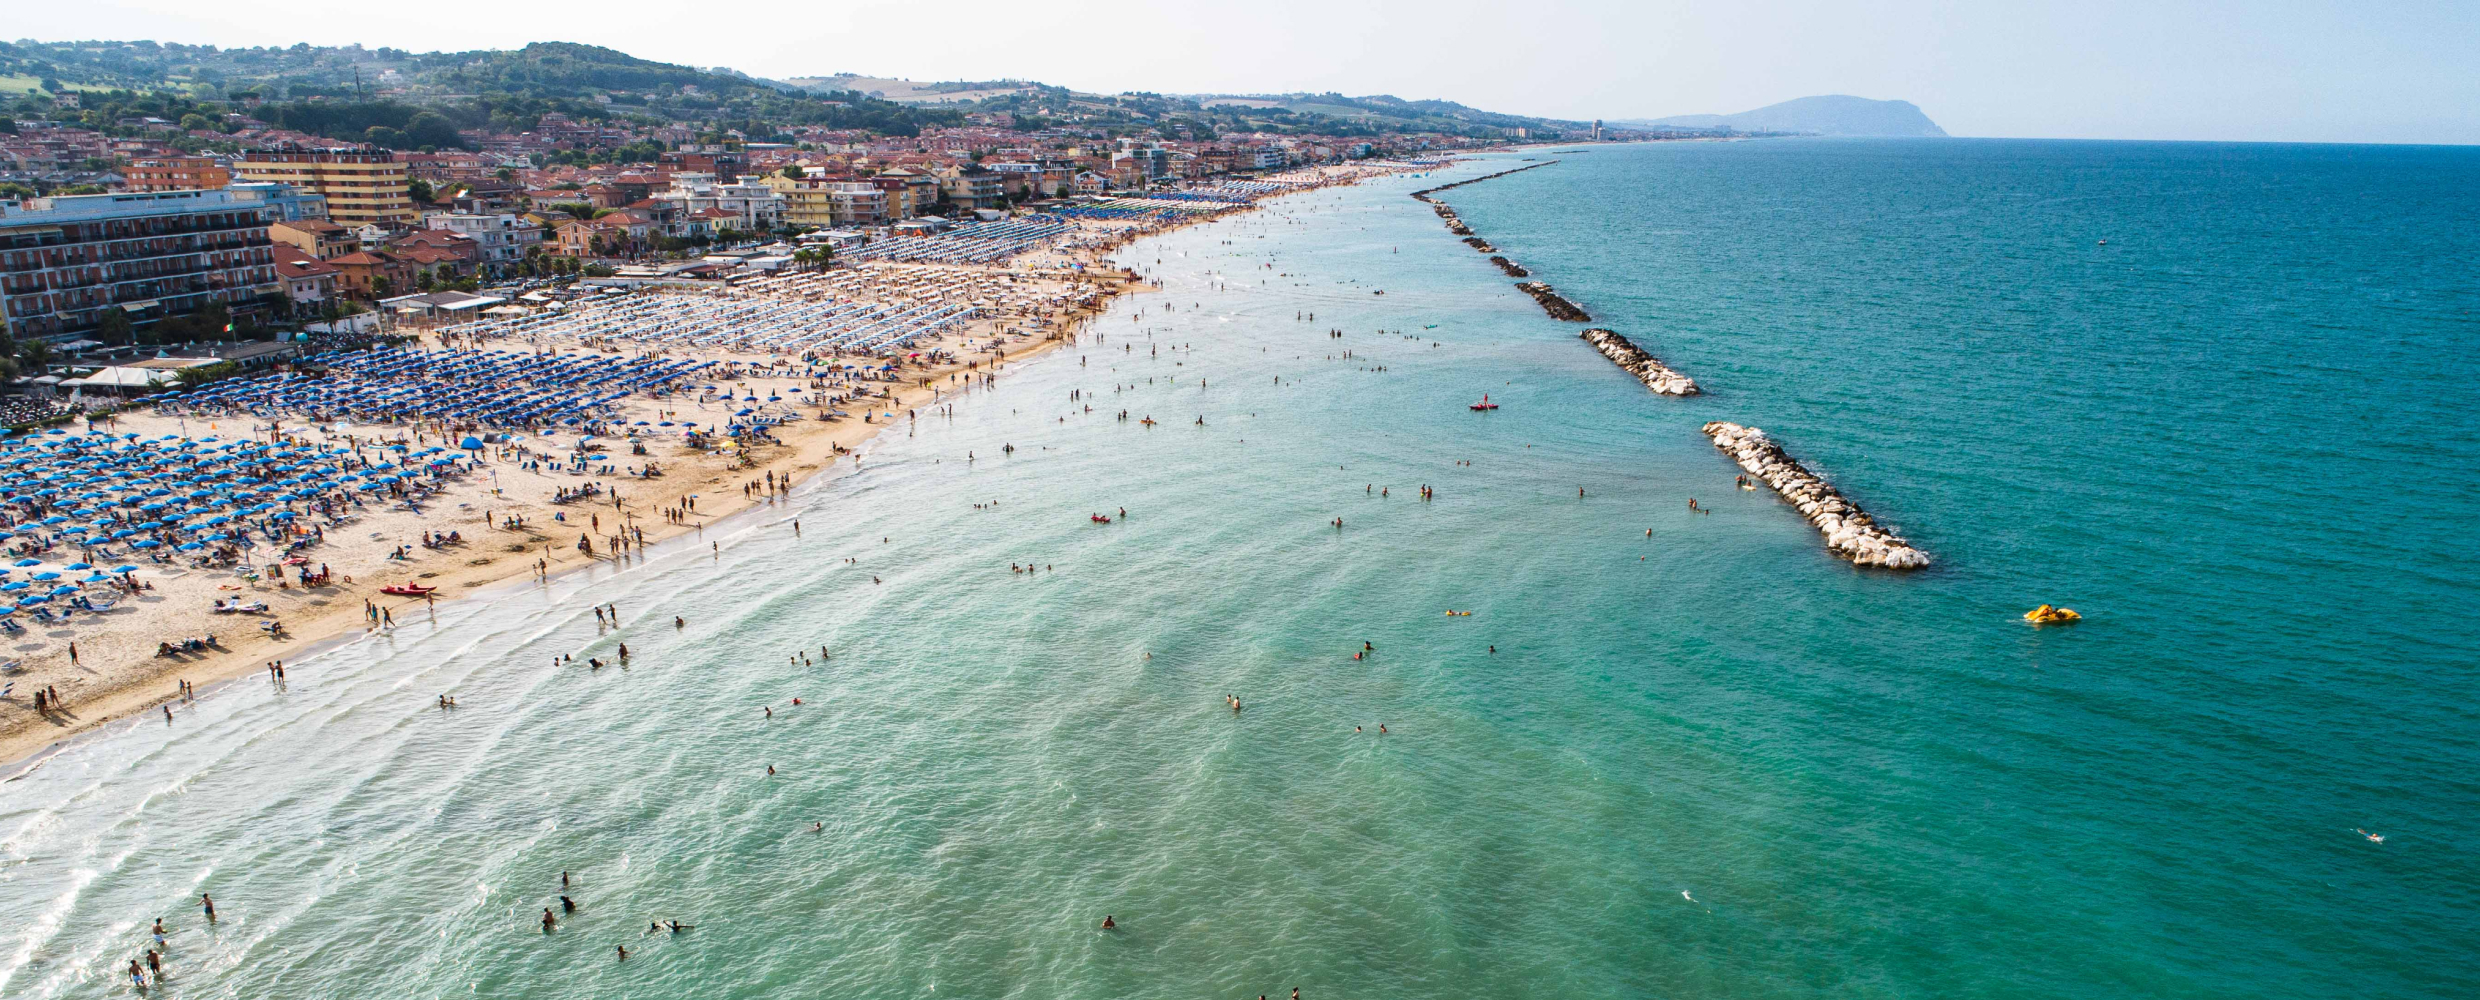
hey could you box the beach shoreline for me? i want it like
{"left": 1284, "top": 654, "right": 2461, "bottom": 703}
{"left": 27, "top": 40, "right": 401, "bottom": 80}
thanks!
{"left": 0, "top": 161, "right": 1428, "bottom": 773}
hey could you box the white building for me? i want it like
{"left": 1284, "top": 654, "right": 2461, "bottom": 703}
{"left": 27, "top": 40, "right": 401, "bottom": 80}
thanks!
{"left": 421, "top": 212, "right": 545, "bottom": 273}
{"left": 654, "top": 172, "right": 786, "bottom": 235}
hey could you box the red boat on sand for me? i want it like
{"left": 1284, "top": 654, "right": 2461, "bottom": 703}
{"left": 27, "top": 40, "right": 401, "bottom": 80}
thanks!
{"left": 382, "top": 584, "right": 437, "bottom": 597}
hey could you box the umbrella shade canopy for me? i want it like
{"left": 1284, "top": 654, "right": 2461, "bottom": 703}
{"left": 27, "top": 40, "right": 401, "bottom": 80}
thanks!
{"left": 11, "top": 558, "right": 37, "bottom": 567}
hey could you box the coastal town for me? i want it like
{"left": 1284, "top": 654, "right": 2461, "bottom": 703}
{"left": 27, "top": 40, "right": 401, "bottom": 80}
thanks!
{"left": 0, "top": 38, "right": 1643, "bottom": 764}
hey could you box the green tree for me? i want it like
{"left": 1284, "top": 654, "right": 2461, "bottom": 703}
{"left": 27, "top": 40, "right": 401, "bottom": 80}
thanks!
{"left": 369, "top": 276, "right": 393, "bottom": 298}
{"left": 197, "top": 302, "right": 230, "bottom": 341}
{"left": 170, "top": 361, "right": 240, "bottom": 389}
{"left": 404, "top": 111, "right": 461, "bottom": 149}
{"left": 407, "top": 178, "right": 435, "bottom": 204}
{"left": 17, "top": 339, "right": 55, "bottom": 372}
{"left": 95, "top": 307, "right": 135, "bottom": 346}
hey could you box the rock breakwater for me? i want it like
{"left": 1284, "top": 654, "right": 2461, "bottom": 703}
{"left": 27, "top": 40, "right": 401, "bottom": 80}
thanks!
{"left": 1701, "top": 422, "right": 1931, "bottom": 570}
{"left": 1414, "top": 162, "right": 1558, "bottom": 257}
{"left": 1516, "top": 282, "right": 1592, "bottom": 322}
{"left": 1488, "top": 256, "right": 1529, "bottom": 277}
{"left": 1580, "top": 328, "right": 1698, "bottom": 395}
{"left": 1408, "top": 160, "right": 1559, "bottom": 203}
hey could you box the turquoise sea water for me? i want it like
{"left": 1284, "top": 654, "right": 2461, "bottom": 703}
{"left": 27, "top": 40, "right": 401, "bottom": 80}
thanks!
{"left": 3, "top": 140, "right": 2475, "bottom": 998}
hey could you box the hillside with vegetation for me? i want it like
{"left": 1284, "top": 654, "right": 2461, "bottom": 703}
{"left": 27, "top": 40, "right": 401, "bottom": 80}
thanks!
{"left": 0, "top": 40, "right": 1594, "bottom": 147}
{"left": 0, "top": 40, "right": 960, "bottom": 151}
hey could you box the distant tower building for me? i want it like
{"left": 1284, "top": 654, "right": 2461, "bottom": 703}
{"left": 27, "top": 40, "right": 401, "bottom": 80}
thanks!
{"left": 1591, "top": 119, "right": 1605, "bottom": 141}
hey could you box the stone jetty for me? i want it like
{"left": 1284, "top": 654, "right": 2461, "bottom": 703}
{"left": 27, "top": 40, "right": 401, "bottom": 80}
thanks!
{"left": 1408, "top": 160, "right": 1559, "bottom": 203}
{"left": 1515, "top": 282, "right": 1591, "bottom": 322}
{"left": 1580, "top": 328, "right": 1698, "bottom": 395}
{"left": 1701, "top": 422, "right": 1931, "bottom": 570}
{"left": 1488, "top": 256, "right": 1529, "bottom": 277}
{"left": 1413, "top": 162, "right": 1558, "bottom": 259}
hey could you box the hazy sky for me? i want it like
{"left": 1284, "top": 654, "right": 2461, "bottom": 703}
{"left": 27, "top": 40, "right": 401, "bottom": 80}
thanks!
{"left": 18, "top": 0, "right": 2478, "bottom": 144}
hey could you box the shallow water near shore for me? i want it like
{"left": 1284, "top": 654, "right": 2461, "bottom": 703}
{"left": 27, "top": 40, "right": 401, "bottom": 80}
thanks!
{"left": 4, "top": 140, "right": 2477, "bottom": 998}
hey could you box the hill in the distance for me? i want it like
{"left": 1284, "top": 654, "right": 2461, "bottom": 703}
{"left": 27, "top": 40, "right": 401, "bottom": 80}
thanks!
{"left": 1617, "top": 95, "right": 1947, "bottom": 137}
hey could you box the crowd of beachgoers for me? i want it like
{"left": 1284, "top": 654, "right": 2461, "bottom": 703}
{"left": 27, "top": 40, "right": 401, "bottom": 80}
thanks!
{"left": 0, "top": 159, "right": 1431, "bottom": 770}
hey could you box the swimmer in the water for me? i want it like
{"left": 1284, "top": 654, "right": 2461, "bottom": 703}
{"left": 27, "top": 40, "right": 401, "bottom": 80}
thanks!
{"left": 1101, "top": 915, "right": 1116, "bottom": 929}
{"left": 2358, "top": 828, "right": 2386, "bottom": 844}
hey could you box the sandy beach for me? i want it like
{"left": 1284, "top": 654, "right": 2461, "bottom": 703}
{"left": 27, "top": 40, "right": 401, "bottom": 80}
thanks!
{"left": 0, "top": 160, "right": 1419, "bottom": 770}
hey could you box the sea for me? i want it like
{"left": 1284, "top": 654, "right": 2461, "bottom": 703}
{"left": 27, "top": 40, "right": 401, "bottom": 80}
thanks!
{"left": 3, "top": 139, "right": 2475, "bottom": 999}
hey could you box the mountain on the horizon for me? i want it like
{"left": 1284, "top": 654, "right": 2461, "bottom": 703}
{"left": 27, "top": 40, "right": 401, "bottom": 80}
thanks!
{"left": 1617, "top": 96, "right": 1946, "bottom": 137}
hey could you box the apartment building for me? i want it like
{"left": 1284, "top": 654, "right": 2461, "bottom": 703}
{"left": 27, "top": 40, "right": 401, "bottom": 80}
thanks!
{"left": 270, "top": 245, "right": 340, "bottom": 306}
{"left": 232, "top": 146, "right": 417, "bottom": 228}
{"left": 420, "top": 212, "right": 545, "bottom": 273}
{"left": 660, "top": 173, "right": 786, "bottom": 234}
{"left": 121, "top": 155, "right": 232, "bottom": 193}
{"left": 0, "top": 188, "right": 283, "bottom": 341}
{"left": 936, "top": 165, "right": 1005, "bottom": 211}
{"left": 269, "top": 218, "right": 359, "bottom": 261}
